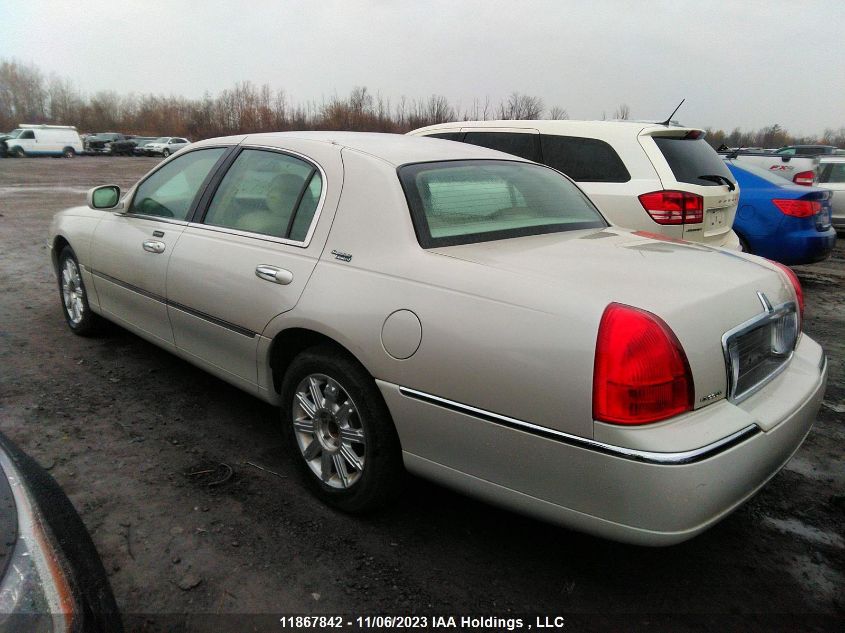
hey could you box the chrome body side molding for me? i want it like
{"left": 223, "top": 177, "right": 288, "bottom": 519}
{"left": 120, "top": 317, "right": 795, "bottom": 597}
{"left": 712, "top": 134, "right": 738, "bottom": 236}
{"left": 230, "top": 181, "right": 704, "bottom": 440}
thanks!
{"left": 398, "top": 386, "right": 760, "bottom": 465}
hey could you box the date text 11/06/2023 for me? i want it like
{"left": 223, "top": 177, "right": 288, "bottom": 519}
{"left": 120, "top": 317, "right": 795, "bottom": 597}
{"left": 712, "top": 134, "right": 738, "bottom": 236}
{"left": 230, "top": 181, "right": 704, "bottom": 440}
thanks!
{"left": 278, "top": 615, "right": 567, "bottom": 630}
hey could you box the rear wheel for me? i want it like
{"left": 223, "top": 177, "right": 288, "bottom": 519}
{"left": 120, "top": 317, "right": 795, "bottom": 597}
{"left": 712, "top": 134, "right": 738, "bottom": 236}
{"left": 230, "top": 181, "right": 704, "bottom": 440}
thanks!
{"left": 281, "top": 345, "right": 403, "bottom": 512}
{"left": 58, "top": 246, "right": 102, "bottom": 336}
{"left": 162, "top": 148, "right": 170, "bottom": 158}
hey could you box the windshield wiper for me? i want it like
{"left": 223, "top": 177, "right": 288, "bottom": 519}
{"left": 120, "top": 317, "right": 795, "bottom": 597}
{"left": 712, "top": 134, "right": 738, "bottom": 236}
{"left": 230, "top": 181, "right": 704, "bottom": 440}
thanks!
{"left": 698, "top": 174, "right": 736, "bottom": 191}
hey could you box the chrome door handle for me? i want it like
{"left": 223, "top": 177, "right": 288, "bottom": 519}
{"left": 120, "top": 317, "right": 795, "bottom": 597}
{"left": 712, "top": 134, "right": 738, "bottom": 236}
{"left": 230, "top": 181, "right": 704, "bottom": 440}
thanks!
{"left": 255, "top": 265, "right": 294, "bottom": 285}
{"left": 142, "top": 240, "right": 166, "bottom": 254}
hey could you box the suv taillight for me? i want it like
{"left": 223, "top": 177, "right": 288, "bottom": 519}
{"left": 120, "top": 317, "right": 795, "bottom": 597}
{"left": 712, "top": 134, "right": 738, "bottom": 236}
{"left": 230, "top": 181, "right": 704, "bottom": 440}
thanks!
{"left": 638, "top": 191, "right": 704, "bottom": 225}
{"left": 593, "top": 303, "right": 694, "bottom": 425}
{"left": 792, "top": 170, "right": 815, "bottom": 186}
{"left": 772, "top": 199, "right": 820, "bottom": 218}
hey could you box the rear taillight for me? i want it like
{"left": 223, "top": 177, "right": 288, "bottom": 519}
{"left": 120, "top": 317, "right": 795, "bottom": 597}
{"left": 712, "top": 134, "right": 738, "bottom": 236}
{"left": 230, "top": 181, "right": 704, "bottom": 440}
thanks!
{"left": 638, "top": 191, "right": 704, "bottom": 225}
{"left": 593, "top": 303, "right": 694, "bottom": 425}
{"left": 792, "top": 170, "right": 815, "bottom": 186}
{"left": 772, "top": 199, "right": 820, "bottom": 218}
{"left": 770, "top": 261, "right": 804, "bottom": 326}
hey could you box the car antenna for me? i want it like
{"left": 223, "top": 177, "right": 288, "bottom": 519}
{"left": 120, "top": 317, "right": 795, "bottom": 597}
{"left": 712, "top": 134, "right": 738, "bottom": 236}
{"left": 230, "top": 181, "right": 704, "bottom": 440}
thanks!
{"left": 660, "top": 99, "right": 685, "bottom": 127}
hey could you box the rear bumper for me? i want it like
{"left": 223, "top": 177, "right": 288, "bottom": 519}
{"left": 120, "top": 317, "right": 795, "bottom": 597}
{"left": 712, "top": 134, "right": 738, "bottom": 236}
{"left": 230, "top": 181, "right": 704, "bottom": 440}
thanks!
{"left": 747, "top": 226, "right": 836, "bottom": 265}
{"left": 380, "top": 337, "right": 827, "bottom": 545}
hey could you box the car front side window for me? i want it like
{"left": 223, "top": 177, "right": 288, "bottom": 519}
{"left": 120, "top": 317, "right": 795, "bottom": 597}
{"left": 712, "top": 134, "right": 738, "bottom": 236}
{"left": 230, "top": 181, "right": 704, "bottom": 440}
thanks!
{"left": 129, "top": 148, "right": 226, "bottom": 220}
{"left": 201, "top": 148, "right": 323, "bottom": 241}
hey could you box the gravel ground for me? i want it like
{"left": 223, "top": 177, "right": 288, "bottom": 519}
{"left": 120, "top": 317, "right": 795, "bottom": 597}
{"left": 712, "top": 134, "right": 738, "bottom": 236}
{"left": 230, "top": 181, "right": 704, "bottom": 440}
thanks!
{"left": 0, "top": 157, "right": 842, "bottom": 632}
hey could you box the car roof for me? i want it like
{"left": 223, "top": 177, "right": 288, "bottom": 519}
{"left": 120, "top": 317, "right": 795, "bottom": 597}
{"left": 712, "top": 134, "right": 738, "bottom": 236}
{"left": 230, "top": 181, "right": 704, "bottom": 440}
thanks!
{"left": 410, "top": 119, "right": 701, "bottom": 136}
{"left": 229, "top": 131, "right": 532, "bottom": 166}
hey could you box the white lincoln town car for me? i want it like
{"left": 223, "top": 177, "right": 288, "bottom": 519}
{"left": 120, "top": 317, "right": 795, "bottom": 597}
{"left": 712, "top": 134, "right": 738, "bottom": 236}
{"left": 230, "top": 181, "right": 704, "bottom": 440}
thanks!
{"left": 49, "top": 132, "right": 827, "bottom": 545}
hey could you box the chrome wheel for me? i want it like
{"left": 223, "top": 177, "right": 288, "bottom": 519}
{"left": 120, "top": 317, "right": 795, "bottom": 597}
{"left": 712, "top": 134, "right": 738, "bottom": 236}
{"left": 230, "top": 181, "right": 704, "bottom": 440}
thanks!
{"left": 292, "top": 373, "right": 366, "bottom": 489}
{"left": 61, "top": 258, "right": 85, "bottom": 325}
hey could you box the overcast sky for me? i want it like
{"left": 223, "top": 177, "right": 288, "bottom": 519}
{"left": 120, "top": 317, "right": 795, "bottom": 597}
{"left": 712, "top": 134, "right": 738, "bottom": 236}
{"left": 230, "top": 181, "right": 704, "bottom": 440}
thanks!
{"left": 3, "top": 0, "right": 843, "bottom": 135}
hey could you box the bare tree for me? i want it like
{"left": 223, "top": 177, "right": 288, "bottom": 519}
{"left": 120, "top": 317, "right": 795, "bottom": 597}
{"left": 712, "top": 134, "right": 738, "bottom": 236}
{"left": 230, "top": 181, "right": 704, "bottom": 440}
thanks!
{"left": 547, "top": 106, "right": 569, "bottom": 120}
{"left": 613, "top": 103, "right": 630, "bottom": 120}
{"left": 498, "top": 92, "right": 544, "bottom": 120}
{"left": 463, "top": 96, "right": 492, "bottom": 121}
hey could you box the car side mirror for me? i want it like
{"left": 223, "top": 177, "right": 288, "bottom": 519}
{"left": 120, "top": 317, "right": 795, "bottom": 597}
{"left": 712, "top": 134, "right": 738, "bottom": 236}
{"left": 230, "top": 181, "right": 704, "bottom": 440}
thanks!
{"left": 87, "top": 185, "right": 121, "bottom": 210}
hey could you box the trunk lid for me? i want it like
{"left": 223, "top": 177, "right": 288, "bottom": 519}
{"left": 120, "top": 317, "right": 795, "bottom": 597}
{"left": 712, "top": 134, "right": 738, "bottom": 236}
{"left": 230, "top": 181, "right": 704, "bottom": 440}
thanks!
{"left": 430, "top": 228, "right": 796, "bottom": 410}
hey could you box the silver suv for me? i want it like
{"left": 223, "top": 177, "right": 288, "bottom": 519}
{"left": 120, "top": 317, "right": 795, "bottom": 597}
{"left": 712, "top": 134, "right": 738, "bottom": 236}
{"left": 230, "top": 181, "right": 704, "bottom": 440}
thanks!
{"left": 140, "top": 136, "right": 190, "bottom": 157}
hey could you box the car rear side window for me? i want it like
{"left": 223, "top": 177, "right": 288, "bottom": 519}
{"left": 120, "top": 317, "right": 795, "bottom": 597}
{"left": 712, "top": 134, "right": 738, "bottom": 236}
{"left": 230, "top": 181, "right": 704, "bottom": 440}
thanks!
{"left": 130, "top": 148, "right": 226, "bottom": 220}
{"left": 202, "top": 149, "right": 322, "bottom": 242}
{"left": 539, "top": 135, "right": 630, "bottom": 182}
{"left": 399, "top": 159, "right": 606, "bottom": 248}
{"left": 653, "top": 137, "right": 735, "bottom": 186}
{"left": 819, "top": 163, "right": 845, "bottom": 184}
{"left": 462, "top": 132, "right": 541, "bottom": 162}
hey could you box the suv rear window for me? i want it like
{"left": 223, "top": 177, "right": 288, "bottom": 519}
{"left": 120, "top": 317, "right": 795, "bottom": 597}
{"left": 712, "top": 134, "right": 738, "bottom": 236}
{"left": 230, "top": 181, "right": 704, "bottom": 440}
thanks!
{"left": 426, "top": 132, "right": 464, "bottom": 141}
{"left": 540, "top": 135, "right": 630, "bottom": 182}
{"left": 653, "top": 137, "right": 735, "bottom": 187}
{"left": 398, "top": 160, "right": 606, "bottom": 248}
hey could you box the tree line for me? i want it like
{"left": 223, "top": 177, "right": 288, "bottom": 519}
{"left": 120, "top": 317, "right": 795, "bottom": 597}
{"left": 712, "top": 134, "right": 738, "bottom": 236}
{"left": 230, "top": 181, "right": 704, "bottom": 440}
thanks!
{"left": 1, "top": 58, "right": 842, "bottom": 149}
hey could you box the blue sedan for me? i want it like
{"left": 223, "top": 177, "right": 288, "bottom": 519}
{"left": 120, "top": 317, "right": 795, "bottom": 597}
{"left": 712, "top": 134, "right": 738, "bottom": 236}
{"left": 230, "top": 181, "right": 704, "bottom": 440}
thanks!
{"left": 725, "top": 160, "right": 836, "bottom": 265}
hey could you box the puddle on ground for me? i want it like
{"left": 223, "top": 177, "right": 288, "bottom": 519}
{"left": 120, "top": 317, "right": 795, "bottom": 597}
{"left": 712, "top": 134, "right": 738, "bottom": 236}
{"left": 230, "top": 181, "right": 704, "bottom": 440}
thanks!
{"left": 762, "top": 516, "right": 844, "bottom": 548}
{"left": 782, "top": 553, "right": 843, "bottom": 607}
{"left": 784, "top": 453, "right": 845, "bottom": 484}
{"left": 0, "top": 186, "right": 89, "bottom": 196}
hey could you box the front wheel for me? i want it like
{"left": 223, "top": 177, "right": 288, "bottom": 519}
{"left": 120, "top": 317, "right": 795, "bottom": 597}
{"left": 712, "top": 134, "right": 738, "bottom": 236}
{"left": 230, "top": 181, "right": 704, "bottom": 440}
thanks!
{"left": 62, "top": 147, "right": 75, "bottom": 158}
{"left": 12, "top": 147, "right": 25, "bottom": 158}
{"left": 57, "top": 246, "right": 102, "bottom": 336}
{"left": 162, "top": 149, "right": 170, "bottom": 157}
{"left": 281, "top": 345, "right": 403, "bottom": 512}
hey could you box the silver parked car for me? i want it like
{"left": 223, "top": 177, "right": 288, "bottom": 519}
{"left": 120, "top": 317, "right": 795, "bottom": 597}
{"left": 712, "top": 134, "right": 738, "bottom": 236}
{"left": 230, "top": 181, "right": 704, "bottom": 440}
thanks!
{"left": 49, "top": 133, "right": 827, "bottom": 545}
{"left": 817, "top": 156, "right": 845, "bottom": 232}
{"left": 140, "top": 136, "right": 190, "bottom": 157}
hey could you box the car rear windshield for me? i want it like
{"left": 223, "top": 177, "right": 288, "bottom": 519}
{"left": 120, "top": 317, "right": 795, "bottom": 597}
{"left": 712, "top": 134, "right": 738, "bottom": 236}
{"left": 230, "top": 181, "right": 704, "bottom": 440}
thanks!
{"left": 398, "top": 160, "right": 606, "bottom": 248}
{"left": 653, "top": 136, "right": 735, "bottom": 187}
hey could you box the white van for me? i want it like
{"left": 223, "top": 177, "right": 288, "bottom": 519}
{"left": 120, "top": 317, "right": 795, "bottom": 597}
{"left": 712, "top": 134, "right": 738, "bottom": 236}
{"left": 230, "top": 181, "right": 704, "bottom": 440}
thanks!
{"left": 409, "top": 120, "right": 741, "bottom": 249}
{"left": 5, "top": 124, "right": 84, "bottom": 158}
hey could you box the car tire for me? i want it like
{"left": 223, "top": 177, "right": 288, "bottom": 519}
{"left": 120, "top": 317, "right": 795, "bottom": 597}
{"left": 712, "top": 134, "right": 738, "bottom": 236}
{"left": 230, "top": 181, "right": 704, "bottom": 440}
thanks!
{"left": 12, "top": 146, "right": 25, "bottom": 158}
{"left": 62, "top": 147, "right": 75, "bottom": 158}
{"left": 57, "top": 246, "right": 103, "bottom": 336}
{"left": 738, "top": 235, "right": 752, "bottom": 254}
{"left": 280, "top": 344, "right": 403, "bottom": 513}
{"left": 162, "top": 149, "right": 170, "bottom": 157}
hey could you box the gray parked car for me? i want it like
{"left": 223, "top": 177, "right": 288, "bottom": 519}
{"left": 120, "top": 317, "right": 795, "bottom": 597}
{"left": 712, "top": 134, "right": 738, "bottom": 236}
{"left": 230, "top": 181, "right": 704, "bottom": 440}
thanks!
{"left": 817, "top": 156, "right": 845, "bottom": 232}
{"left": 48, "top": 132, "right": 826, "bottom": 545}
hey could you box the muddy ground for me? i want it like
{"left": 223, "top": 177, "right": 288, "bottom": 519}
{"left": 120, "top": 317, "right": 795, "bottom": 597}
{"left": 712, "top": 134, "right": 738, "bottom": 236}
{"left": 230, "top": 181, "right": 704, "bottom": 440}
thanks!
{"left": 0, "top": 157, "right": 842, "bottom": 632}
